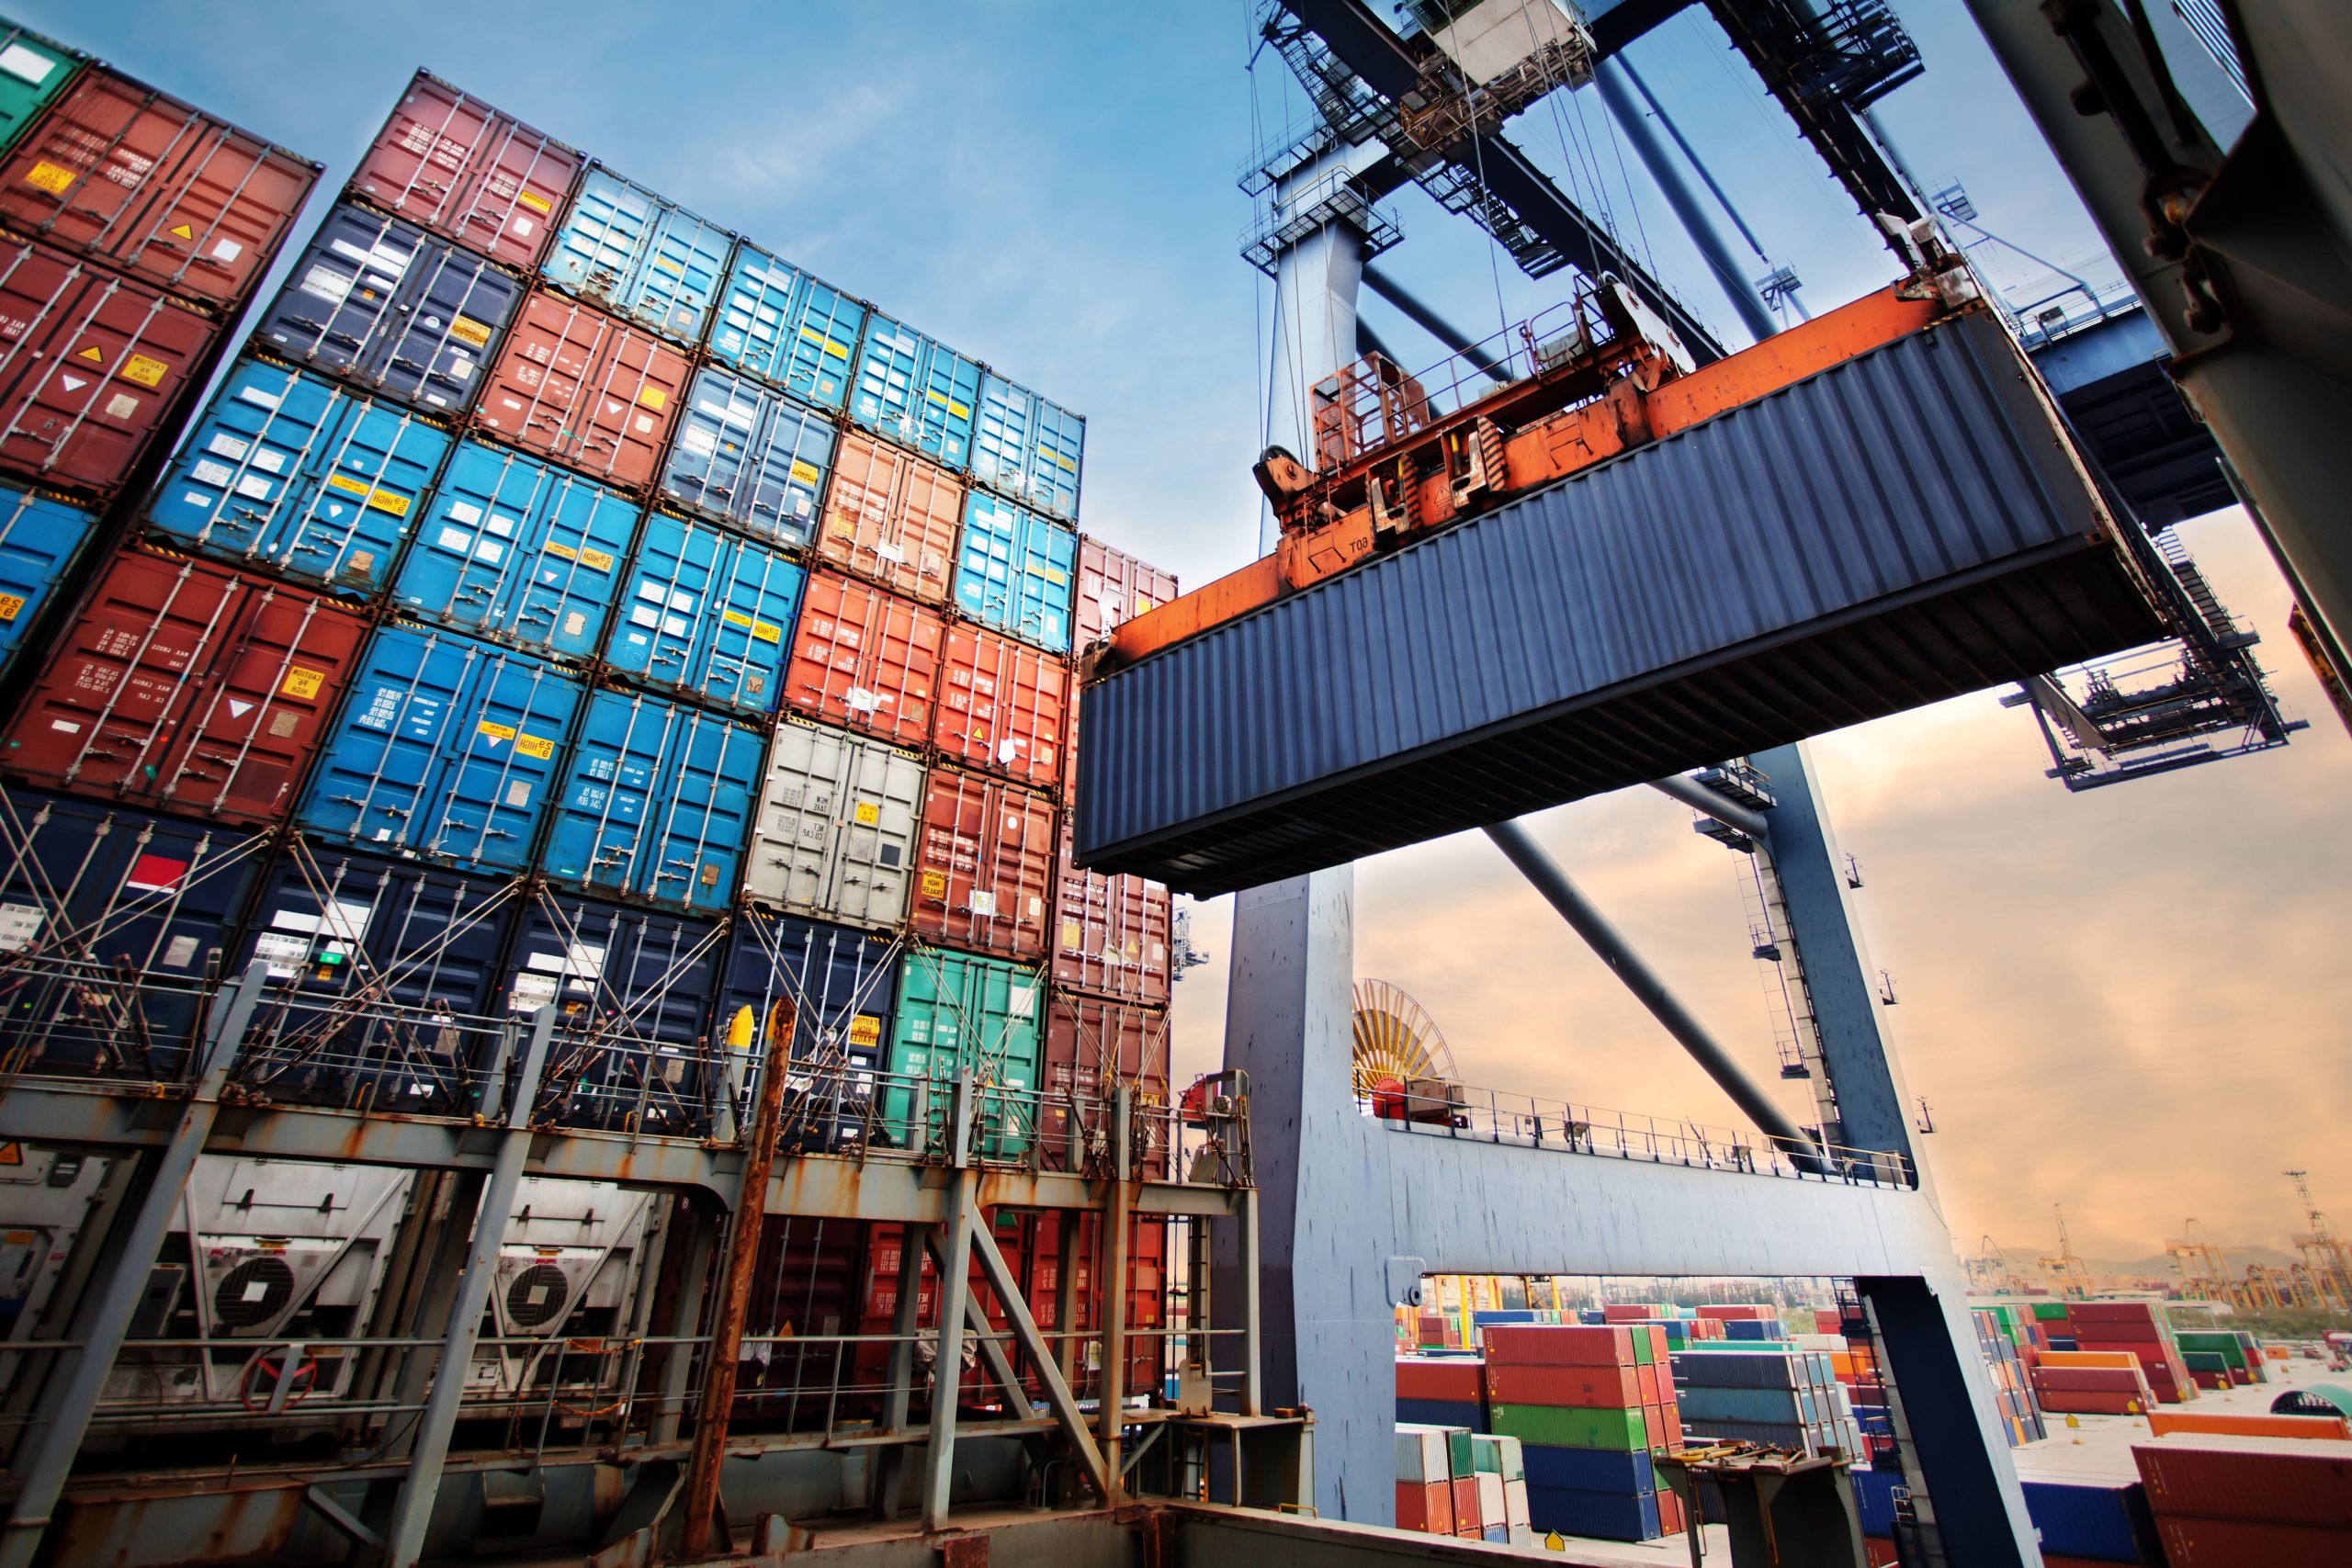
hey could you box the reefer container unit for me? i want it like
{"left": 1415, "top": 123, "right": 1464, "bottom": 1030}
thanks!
{"left": 391, "top": 439, "right": 637, "bottom": 661}
{"left": 910, "top": 765, "right": 1055, "bottom": 963}
{"left": 971, "top": 371, "right": 1084, "bottom": 524}
{"left": 475, "top": 288, "right": 690, "bottom": 491}
{"left": 819, "top": 429, "right": 963, "bottom": 605}
{"left": 603, "top": 508, "right": 804, "bottom": 716}
{"left": 1073, "top": 536, "right": 1178, "bottom": 649}
{"left": 849, "top": 313, "right": 981, "bottom": 469}
{"left": 954, "top": 492, "right": 1076, "bottom": 654}
{"left": 254, "top": 201, "right": 524, "bottom": 416}
{"left": 541, "top": 688, "right": 763, "bottom": 914}
{"left": 0, "top": 64, "right": 316, "bottom": 311}
{"left": 1040, "top": 991, "right": 1171, "bottom": 1177}
{"left": 1074, "top": 309, "right": 2170, "bottom": 893}
{"left": 2, "top": 547, "right": 369, "bottom": 827}
{"left": 933, "top": 622, "right": 1069, "bottom": 792}
{"left": 0, "top": 239, "right": 217, "bottom": 501}
{"left": 236, "top": 846, "right": 522, "bottom": 1015}
{"left": 1050, "top": 821, "right": 1170, "bottom": 1006}
{"left": 715, "top": 910, "right": 899, "bottom": 1149}
{"left": 540, "top": 167, "right": 730, "bottom": 345}
{"left": 707, "top": 243, "right": 865, "bottom": 412}
{"left": 741, "top": 717, "right": 924, "bottom": 931}
{"left": 885, "top": 947, "right": 1043, "bottom": 1155}
{"left": 296, "top": 622, "right": 583, "bottom": 874}
{"left": 0, "top": 482, "right": 96, "bottom": 671}
{"left": 349, "top": 72, "right": 580, "bottom": 273}
{"left": 0, "top": 21, "right": 78, "bottom": 156}
{"left": 657, "top": 366, "right": 835, "bottom": 547}
{"left": 783, "top": 570, "right": 944, "bottom": 748}
{"left": 144, "top": 359, "right": 452, "bottom": 596}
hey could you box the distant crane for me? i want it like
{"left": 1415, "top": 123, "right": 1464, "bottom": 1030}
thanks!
{"left": 2039, "top": 1203, "right": 2091, "bottom": 1301}
{"left": 2285, "top": 1170, "right": 2352, "bottom": 1312}
{"left": 1967, "top": 1234, "right": 2034, "bottom": 1297}
{"left": 2164, "top": 1218, "right": 2233, "bottom": 1303}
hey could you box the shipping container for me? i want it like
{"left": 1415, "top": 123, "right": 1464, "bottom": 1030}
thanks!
{"left": 2133, "top": 1434, "right": 2352, "bottom": 1528}
{"left": 849, "top": 313, "right": 980, "bottom": 468}
{"left": 741, "top": 1216, "right": 871, "bottom": 1397}
{"left": 0, "top": 239, "right": 216, "bottom": 500}
{"left": 348, "top": 72, "right": 579, "bottom": 272}
{"left": 954, "top": 491, "right": 1076, "bottom": 653}
{"left": 2, "top": 547, "right": 368, "bottom": 826}
{"left": 741, "top": 716, "right": 924, "bottom": 930}
{"left": 144, "top": 359, "right": 451, "bottom": 596}
{"left": 1073, "top": 536, "right": 1178, "bottom": 650}
{"left": 910, "top": 765, "right": 1055, "bottom": 963}
{"left": 1049, "top": 819, "right": 1170, "bottom": 1005}
{"left": 391, "top": 438, "right": 638, "bottom": 660}
{"left": 782, "top": 570, "right": 944, "bottom": 747}
{"left": 657, "top": 365, "right": 835, "bottom": 547}
{"left": 0, "top": 21, "right": 77, "bottom": 157}
{"left": 933, "top": 622, "right": 1069, "bottom": 790}
{"left": 884, "top": 946, "right": 1043, "bottom": 1154}
{"left": 971, "top": 371, "right": 1083, "bottom": 523}
{"left": 714, "top": 910, "right": 899, "bottom": 1149}
{"left": 237, "top": 845, "right": 522, "bottom": 1014}
{"left": 0, "top": 482, "right": 96, "bottom": 671}
{"left": 542, "top": 687, "right": 762, "bottom": 913}
{"left": 475, "top": 288, "right": 690, "bottom": 491}
{"left": 296, "top": 622, "right": 583, "bottom": 874}
{"left": 0, "top": 64, "right": 315, "bottom": 310}
{"left": 603, "top": 508, "right": 804, "bottom": 715}
{"left": 1040, "top": 991, "right": 1170, "bottom": 1177}
{"left": 818, "top": 429, "right": 963, "bottom": 604}
{"left": 707, "top": 242, "right": 865, "bottom": 412}
{"left": 254, "top": 200, "right": 523, "bottom": 415}
{"left": 541, "top": 167, "right": 730, "bottom": 344}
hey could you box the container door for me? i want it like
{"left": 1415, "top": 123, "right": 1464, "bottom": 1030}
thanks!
{"left": 349, "top": 73, "right": 577, "bottom": 271}
{"left": 933, "top": 624, "right": 1069, "bottom": 789}
{"left": 1026, "top": 398, "right": 1084, "bottom": 524}
{"left": 849, "top": 316, "right": 920, "bottom": 446}
{"left": 708, "top": 253, "right": 864, "bottom": 412}
{"left": 955, "top": 494, "right": 1078, "bottom": 652}
{"left": 241, "top": 849, "right": 518, "bottom": 1013}
{"left": 623, "top": 199, "right": 729, "bottom": 344}
{"left": 661, "top": 367, "right": 834, "bottom": 546}
{"left": 743, "top": 721, "right": 922, "bottom": 928}
{"left": 819, "top": 432, "right": 963, "bottom": 604}
{"left": 477, "top": 291, "right": 687, "bottom": 489}
{"left": 716, "top": 912, "right": 896, "bottom": 1133}
{"left": 580, "top": 316, "right": 688, "bottom": 491}
{"left": 782, "top": 275, "right": 865, "bottom": 412}
{"left": 635, "top": 707, "right": 761, "bottom": 911}
{"left": 254, "top": 204, "right": 432, "bottom": 382}
{"left": 427, "top": 645, "right": 581, "bottom": 873}
{"left": 543, "top": 170, "right": 653, "bottom": 307}
{"left": 783, "top": 573, "right": 942, "bottom": 745}
{"left": 910, "top": 340, "right": 982, "bottom": 469}
{"left": 374, "top": 231, "right": 521, "bottom": 413}
{"left": 0, "top": 27, "right": 75, "bottom": 156}
{"left": 0, "top": 485, "right": 96, "bottom": 670}
{"left": 603, "top": 513, "right": 802, "bottom": 714}
{"left": 299, "top": 625, "right": 477, "bottom": 856}
{"left": 546, "top": 691, "right": 758, "bottom": 911}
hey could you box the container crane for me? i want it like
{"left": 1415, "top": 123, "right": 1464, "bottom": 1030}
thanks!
{"left": 2039, "top": 1204, "right": 2091, "bottom": 1302}
{"left": 2285, "top": 1170, "right": 2352, "bottom": 1312}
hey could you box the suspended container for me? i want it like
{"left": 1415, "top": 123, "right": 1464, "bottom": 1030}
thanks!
{"left": 143, "top": 359, "right": 452, "bottom": 596}
{"left": 475, "top": 288, "right": 691, "bottom": 491}
{"left": 390, "top": 438, "right": 637, "bottom": 662}
{"left": 884, "top": 946, "right": 1043, "bottom": 1156}
{"left": 0, "top": 482, "right": 98, "bottom": 673}
{"left": 818, "top": 429, "right": 963, "bottom": 605}
{"left": 0, "top": 64, "right": 317, "bottom": 311}
{"left": 707, "top": 242, "right": 865, "bottom": 412}
{"left": 656, "top": 365, "right": 835, "bottom": 547}
{"left": 295, "top": 621, "right": 583, "bottom": 875}
{"left": 933, "top": 622, "right": 1069, "bottom": 792}
{"left": 348, "top": 72, "right": 581, "bottom": 273}
{"left": 971, "top": 371, "right": 1083, "bottom": 524}
{"left": 741, "top": 716, "right": 924, "bottom": 931}
{"left": 542, "top": 687, "right": 763, "bottom": 914}
{"left": 0, "top": 238, "right": 217, "bottom": 502}
{"left": 1073, "top": 536, "right": 1178, "bottom": 650}
{"left": 953, "top": 491, "right": 1076, "bottom": 654}
{"left": 1, "top": 546, "right": 369, "bottom": 827}
{"left": 602, "top": 507, "right": 804, "bottom": 715}
{"left": 849, "top": 313, "right": 981, "bottom": 469}
{"left": 253, "top": 201, "right": 524, "bottom": 416}
{"left": 540, "top": 167, "right": 731, "bottom": 345}
{"left": 782, "top": 569, "right": 944, "bottom": 748}
{"left": 1050, "top": 819, "right": 1170, "bottom": 1006}
{"left": 715, "top": 909, "right": 901, "bottom": 1149}
{"left": 0, "top": 21, "right": 79, "bottom": 157}
{"left": 910, "top": 764, "right": 1055, "bottom": 963}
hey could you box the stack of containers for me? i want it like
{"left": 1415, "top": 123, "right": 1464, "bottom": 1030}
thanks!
{"left": 1392, "top": 1425, "right": 1527, "bottom": 1544}
{"left": 1471, "top": 1433, "right": 1533, "bottom": 1545}
{"left": 2134, "top": 1434, "right": 2352, "bottom": 1564}
{"left": 1485, "top": 1324, "right": 1688, "bottom": 1541}
{"left": 1670, "top": 1340, "right": 1865, "bottom": 1461}
{"left": 2031, "top": 1349, "right": 2157, "bottom": 1416}
{"left": 1975, "top": 1308, "right": 2048, "bottom": 1444}
{"left": 2067, "top": 1303, "right": 2196, "bottom": 1404}
{"left": 1396, "top": 1354, "right": 1485, "bottom": 1429}
{"left": 2175, "top": 1330, "right": 2267, "bottom": 1389}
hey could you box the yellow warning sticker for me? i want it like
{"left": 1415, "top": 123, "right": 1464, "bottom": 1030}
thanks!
{"left": 546, "top": 540, "right": 577, "bottom": 563}
{"left": 922, "top": 871, "right": 947, "bottom": 898}
{"left": 947, "top": 401, "right": 970, "bottom": 420}
{"left": 828, "top": 521, "right": 856, "bottom": 539}
{"left": 787, "top": 460, "right": 820, "bottom": 486}
{"left": 515, "top": 733, "right": 555, "bottom": 761}
{"left": 0, "top": 593, "right": 21, "bottom": 623}
{"left": 477, "top": 720, "right": 516, "bottom": 745}
{"left": 0, "top": 1143, "right": 18, "bottom": 1167}
{"left": 1062, "top": 920, "right": 1083, "bottom": 947}
{"left": 22, "top": 161, "right": 73, "bottom": 196}
{"left": 854, "top": 800, "right": 880, "bottom": 826}
{"left": 119, "top": 353, "right": 169, "bottom": 388}
{"left": 925, "top": 389, "right": 948, "bottom": 406}
{"left": 1057, "top": 455, "right": 1077, "bottom": 472}
{"left": 577, "top": 547, "right": 614, "bottom": 570}
{"left": 74, "top": 345, "right": 103, "bottom": 364}
{"left": 720, "top": 608, "right": 754, "bottom": 630}
{"left": 516, "top": 189, "right": 553, "bottom": 214}
{"left": 752, "top": 620, "right": 781, "bottom": 644}
{"left": 364, "top": 488, "right": 411, "bottom": 518}
{"left": 1035, "top": 565, "right": 1069, "bottom": 585}
{"left": 653, "top": 255, "right": 684, "bottom": 275}
{"left": 797, "top": 325, "right": 850, "bottom": 359}
{"left": 324, "top": 473, "right": 371, "bottom": 499}
{"left": 636, "top": 386, "right": 667, "bottom": 411}
{"left": 849, "top": 1014, "right": 881, "bottom": 1048}
{"left": 167, "top": 221, "right": 194, "bottom": 240}
{"left": 447, "top": 315, "right": 492, "bottom": 348}
{"left": 280, "top": 666, "right": 325, "bottom": 700}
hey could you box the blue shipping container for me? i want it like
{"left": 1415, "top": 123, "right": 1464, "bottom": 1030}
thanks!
{"left": 144, "top": 361, "right": 450, "bottom": 596}
{"left": 850, "top": 313, "right": 981, "bottom": 468}
{"left": 393, "top": 439, "right": 638, "bottom": 660}
{"left": 953, "top": 491, "right": 1075, "bottom": 653}
{"left": 602, "top": 508, "right": 804, "bottom": 715}
{"left": 971, "top": 371, "right": 1084, "bottom": 524}
{"left": 1394, "top": 1398, "right": 1481, "bottom": 1431}
{"left": 298, "top": 624, "right": 583, "bottom": 874}
{"left": 1524, "top": 1486, "right": 1659, "bottom": 1542}
{"left": 543, "top": 689, "right": 763, "bottom": 913}
{"left": 254, "top": 200, "right": 523, "bottom": 415}
{"left": 1851, "top": 1469, "right": 1901, "bottom": 1536}
{"left": 2018, "top": 1479, "right": 2162, "bottom": 1563}
{"left": 714, "top": 910, "right": 899, "bottom": 1149}
{"left": 0, "top": 484, "right": 96, "bottom": 671}
{"left": 1677, "top": 1385, "right": 1815, "bottom": 1426}
{"left": 541, "top": 167, "right": 730, "bottom": 344}
{"left": 1521, "top": 1446, "right": 1652, "bottom": 1494}
{"left": 707, "top": 243, "right": 866, "bottom": 412}
{"left": 658, "top": 366, "right": 835, "bottom": 547}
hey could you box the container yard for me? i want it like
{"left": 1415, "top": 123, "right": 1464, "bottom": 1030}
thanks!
{"left": 0, "top": 4, "right": 2345, "bottom": 1568}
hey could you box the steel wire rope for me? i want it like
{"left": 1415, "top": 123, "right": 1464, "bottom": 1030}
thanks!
{"left": 1682, "top": 10, "right": 1875, "bottom": 244}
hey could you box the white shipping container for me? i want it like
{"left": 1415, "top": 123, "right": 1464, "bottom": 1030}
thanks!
{"left": 1503, "top": 1476, "right": 1530, "bottom": 1529}
{"left": 1476, "top": 1471, "right": 1506, "bottom": 1526}
{"left": 742, "top": 718, "right": 925, "bottom": 929}
{"left": 1395, "top": 1425, "right": 1451, "bottom": 1485}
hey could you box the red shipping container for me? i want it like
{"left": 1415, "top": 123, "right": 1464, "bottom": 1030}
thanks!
{"left": 2069, "top": 1303, "right": 2162, "bottom": 1325}
{"left": 1396, "top": 1359, "right": 1483, "bottom": 1404}
{"left": 1653, "top": 1403, "right": 1684, "bottom": 1449}
{"left": 1486, "top": 1362, "right": 1639, "bottom": 1409}
{"left": 1041, "top": 990, "right": 1171, "bottom": 1176}
{"left": 1636, "top": 1364, "right": 1662, "bottom": 1404}
{"left": 1485, "top": 1325, "right": 1633, "bottom": 1368}
{"left": 349, "top": 71, "right": 580, "bottom": 271}
{"left": 2157, "top": 1517, "right": 2350, "bottom": 1566}
{"left": 1073, "top": 536, "right": 1179, "bottom": 649}
{"left": 933, "top": 622, "right": 1069, "bottom": 790}
{"left": 0, "top": 67, "right": 316, "bottom": 310}
{"left": 1451, "top": 1478, "right": 1479, "bottom": 1531}
{"left": 1395, "top": 1480, "right": 1453, "bottom": 1534}
{"left": 1, "top": 547, "right": 367, "bottom": 825}
{"left": 1051, "top": 818, "right": 1171, "bottom": 1005}
{"left": 1603, "top": 1304, "right": 1667, "bottom": 1323}
{"left": 784, "top": 570, "right": 944, "bottom": 746}
{"left": 820, "top": 430, "right": 964, "bottom": 604}
{"left": 1696, "top": 1304, "right": 1776, "bottom": 1320}
{"left": 0, "top": 241, "right": 216, "bottom": 500}
{"left": 475, "top": 288, "right": 688, "bottom": 490}
{"left": 910, "top": 765, "right": 1055, "bottom": 961}
{"left": 2135, "top": 1436, "right": 2352, "bottom": 1527}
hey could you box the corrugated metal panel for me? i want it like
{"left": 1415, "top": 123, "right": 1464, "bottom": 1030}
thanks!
{"left": 910, "top": 765, "right": 1054, "bottom": 962}
{"left": 850, "top": 312, "right": 980, "bottom": 468}
{"left": 657, "top": 365, "right": 834, "bottom": 547}
{"left": 235, "top": 846, "right": 523, "bottom": 1015}
{"left": 1077, "top": 310, "right": 2167, "bottom": 892}
{"left": 2135, "top": 1435, "right": 2352, "bottom": 1527}
{"left": 543, "top": 688, "right": 762, "bottom": 913}
{"left": 0, "top": 23, "right": 79, "bottom": 158}
{"left": 971, "top": 371, "right": 1084, "bottom": 524}
{"left": 819, "top": 430, "right": 963, "bottom": 604}
{"left": 783, "top": 570, "right": 944, "bottom": 746}
{"left": 933, "top": 622, "right": 1069, "bottom": 791}
{"left": 2018, "top": 1480, "right": 2160, "bottom": 1562}
{"left": 475, "top": 288, "right": 689, "bottom": 491}
{"left": 715, "top": 908, "right": 898, "bottom": 1075}
{"left": 541, "top": 167, "right": 730, "bottom": 345}
{"left": 144, "top": 360, "right": 450, "bottom": 596}
{"left": 1049, "top": 820, "right": 1170, "bottom": 1005}
{"left": 707, "top": 242, "right": 865, "bottom": 412}
{"left": 0, "top": 483, "right": 97, "bottom": 671}
{"left": 884, "top": 946, "right": 1043, "bottom": 1152}
{"left": 741, "top": 716, "right": 924, "bottom": 931}
{"left": 603, "top": 508, "right": 804, "bottom": 714}
{"left": 1073, "top": 536, "right": 1178, "bottom": 650}
{"left": 348, "top": 72, "right": 579, "bottom": 272}
{"left": 954, "top": 491, "right": 1075, "bottom": 653}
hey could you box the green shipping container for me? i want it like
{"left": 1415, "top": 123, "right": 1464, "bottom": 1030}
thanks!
{"left": 0, "top": 21, "right": 78, "bottom": 155}
{"left": 1490, "top": 1404, "right": 1648, "bottom": 1451}
{"left": 1447, "top": 1428, "right": 1475, "bottom": 1479}
{"left": 2030, "top": 1302, "right": 2070, "bottom": 1322}
{"left": 886, "top": 949, "right": 1042, "bottom": 1156}
{"left": 1631, "top": 1331, "right": 1654, "bottom": 1367}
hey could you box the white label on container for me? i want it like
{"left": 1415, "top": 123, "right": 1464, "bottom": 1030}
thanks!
{"left": 510, "top": 971, "right": 558, "bottom": 1010}
{"left": 486, "top": 512, "right": 517, "bottom": 538}
{"left": 473, "top": 539, "right": 503, "bottom": 565}
{"left": 667, "top": 590, "right": 695, "bottom": 614}
{"left": 661, "top": 615, "right": 687, "bottom": 637}
{"left": 211, "top": 238, "right": 242, "bottom": 263}
{"left": 447, "top": 357, "right": 472, "bottom": 382}
{"left": 161, "top": 934, "right": 200, "bottom": 968}
{"left": 230, "top": 472, "right": 273, "bottom": 501}
{"left": 677, "top": 425, "right": 718, "bottom": 456}
{"left": 191, "top": 459, "right": 233, "bottom": 489}
{"left": 845, "top": 687, "right": 880, "bottom": 714}
{"left": 635, "top": 414, "right": 654, "bottom": 434}
{"left": 437, "top": 526, "right": 472, "bottom": 552}
{"left": 299, "top": 264, "right": 354, "bottom": 307}
{"left": 967, "top": 891, "right": 998, "bottom": 917}
{"left": 106, "top": 393, "right": 140, "bottom": 420}
{"left": 252, "top": 931, "right": 309, "bottom": 977}
{"left": 320, "top": 899, "right": 370, "bottom": 943}
{"left": 628, "top": 604, "right": 661, "bottom": 630}
{"left": 504, "top": 780, "right": 532, "bottom": 807}
{"left": 445, "top": 500, "right": 482, "bottom": 526}
{"left": 236, "top": 384, "right": 282, "bottom": 411}
{"left": 205, "top": 433, "right": 250, "bottom": 462}
{"left": 997, "top": 739, "right": 1022, "bottom": 764}
{"left": 249, "top": 446, "right": 286, "bottom": 475}
{"left": 873, "top": 540, "right": 903, "bottom": 564}
{"left": 510, "top": 216, "right": 534, "bottom": 238}
{"left": 1010, "top": 982, "right": 1037, "bottom": 1020}
{"left": 525, "top": 952, "right": 566, "bottom": 974}
{"left": 564, "top": 942, "right": 605, "bottom": 979}
{"left": 0, "top": 903, "right": 43, "bottom": 952}
{"left": 0, "top": 43, "right": 54, "bottom": 84}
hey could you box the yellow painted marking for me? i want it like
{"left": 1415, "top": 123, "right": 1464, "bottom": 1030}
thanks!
{"left": 22, "top": 161, "right": 73, "bottom": 195}
{"left": 279, "top": 667, "right": 324, "bottom": 700}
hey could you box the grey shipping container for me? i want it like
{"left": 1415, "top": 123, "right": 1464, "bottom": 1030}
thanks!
{"left": 1074, "top": 310, "right": 2167, "bottom": 894}
{"left": 741, "top": 717, "right": 925, "bottom": 931}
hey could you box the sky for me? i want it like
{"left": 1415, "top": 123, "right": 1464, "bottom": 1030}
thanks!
{"left": 52, "top": 1, "right": 2352, "bottom": 1267}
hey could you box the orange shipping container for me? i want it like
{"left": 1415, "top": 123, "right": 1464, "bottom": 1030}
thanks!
{"left": 784, "top": 570, "right": 944, "bottom": 747}
{"left": 2146, "top": 1411, "right": 2352, "bottom": 1440}
{"left": 934, "top": 622, "right": 1069, "bottom": 790}
{"left": 820, "top": 430, "right": 964, "bottom": 604}
{"left": 1073, "top": 536, "right": 1179, "bottom": 649}
{"left": 474, "top": 288, "right": 689, "bottom": 490}
{"left": 910, "top": 766, "right": 1054, "bottom": 961}
{"left": 1041, "top": 991, "right": 1171, "bottom": 1176}
{"left": 1050, "top": 819, "right": 1171, "bottom": 1004}
{"left": 2040, "top": 1350, "right": 2143, "bottom": 1370}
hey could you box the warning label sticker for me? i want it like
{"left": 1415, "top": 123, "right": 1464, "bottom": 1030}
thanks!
{"left": 119, "top": 354, "right": 169, "bottom": 389}
{"left": 854, "top": 800, "right": 880, "bottom": 826}
{"left": 0, "top": 593, "right": 20, "bottom": 623}
{"left": 447, "top": 315, "right": 492, "bottom": 348}
{"left": 22, "top": 161, "right": 73, "bottom": 195}
{"left": 279, "top": 666, "right": 324, "bottom": 700}
{"left": 515, "top": 734, "right": 555, "bottom": 761}
{"left": 637, "top": 386, "right": 667, "bottom": 411}
{"left": 922, "top": 871, "right": 947, "bottom": 898}
{"left": 516, "top": 189, "right": 553, "bottom": 214}
{"left": 849, "top": 1014, "right": 881, "bottom": 1048}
